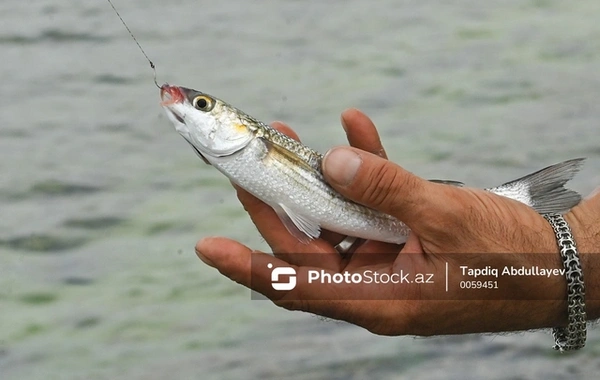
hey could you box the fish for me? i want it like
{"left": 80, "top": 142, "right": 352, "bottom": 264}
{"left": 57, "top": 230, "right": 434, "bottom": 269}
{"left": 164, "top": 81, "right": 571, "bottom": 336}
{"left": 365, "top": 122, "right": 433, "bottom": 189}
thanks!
{"left": 159, "top": 84, "right": 584, "bottom": 245}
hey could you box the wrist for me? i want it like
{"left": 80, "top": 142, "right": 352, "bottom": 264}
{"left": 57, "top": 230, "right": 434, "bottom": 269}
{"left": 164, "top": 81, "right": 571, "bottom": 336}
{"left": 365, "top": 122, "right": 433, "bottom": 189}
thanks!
{"left": 564, "top": 208, "right": 600, "bottom": 321}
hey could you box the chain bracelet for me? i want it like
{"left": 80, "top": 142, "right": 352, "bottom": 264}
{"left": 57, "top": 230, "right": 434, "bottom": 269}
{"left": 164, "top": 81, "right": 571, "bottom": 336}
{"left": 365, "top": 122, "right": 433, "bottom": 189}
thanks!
{"left": 543, "top": 213, "right": 586, "bottom": 352}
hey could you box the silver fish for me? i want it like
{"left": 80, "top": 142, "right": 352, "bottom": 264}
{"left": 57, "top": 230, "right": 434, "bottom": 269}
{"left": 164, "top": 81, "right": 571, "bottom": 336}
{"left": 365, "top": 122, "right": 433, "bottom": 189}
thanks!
{"left": 160, "top": 84, "right": 584, "bottom": 245}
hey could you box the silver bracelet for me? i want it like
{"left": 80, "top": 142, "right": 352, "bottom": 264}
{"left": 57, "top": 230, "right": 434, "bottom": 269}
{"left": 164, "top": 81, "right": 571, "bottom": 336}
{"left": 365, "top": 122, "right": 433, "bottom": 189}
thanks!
{"left": 543, "top": 213, "right": 587, "bottom": 352}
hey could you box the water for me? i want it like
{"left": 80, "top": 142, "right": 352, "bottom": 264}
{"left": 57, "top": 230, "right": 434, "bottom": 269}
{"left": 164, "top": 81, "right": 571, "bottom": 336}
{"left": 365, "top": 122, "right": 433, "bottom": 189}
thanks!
{"left": 1, "top": 0, "right": 600, "bottom": 378}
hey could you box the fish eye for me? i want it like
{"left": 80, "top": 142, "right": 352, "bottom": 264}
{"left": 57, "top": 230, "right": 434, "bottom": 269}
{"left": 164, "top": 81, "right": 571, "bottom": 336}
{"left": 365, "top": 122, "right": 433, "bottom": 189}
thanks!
{"left": 192, "top": 95, "right": 214, "bottom": 111}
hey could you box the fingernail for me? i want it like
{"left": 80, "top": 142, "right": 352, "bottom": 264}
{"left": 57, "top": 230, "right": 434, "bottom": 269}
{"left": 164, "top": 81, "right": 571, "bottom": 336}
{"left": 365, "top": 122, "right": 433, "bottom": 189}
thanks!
{"left": 585, "top": 185, "right": 600, "bottom": 200}
{"left": 340, "top": 115, "right": 349, "bottom": 132}
{"left": 323, "top": 148, "right": 362, "bottom": 186}
{"left": 196, "top": 250, "right": 216, "bottom": 268}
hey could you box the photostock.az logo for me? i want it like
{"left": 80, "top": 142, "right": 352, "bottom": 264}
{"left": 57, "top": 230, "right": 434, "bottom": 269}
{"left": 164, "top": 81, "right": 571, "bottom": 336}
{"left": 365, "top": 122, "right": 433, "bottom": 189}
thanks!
{"left": 268, "top": 263, "right": 296, "bottom": 291}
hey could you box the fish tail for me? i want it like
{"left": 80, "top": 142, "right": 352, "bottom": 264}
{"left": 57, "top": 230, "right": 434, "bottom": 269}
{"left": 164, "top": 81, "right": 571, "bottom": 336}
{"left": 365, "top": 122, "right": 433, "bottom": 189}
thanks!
{"left": 488, "top": 158, "right": 585, "bottom": 214}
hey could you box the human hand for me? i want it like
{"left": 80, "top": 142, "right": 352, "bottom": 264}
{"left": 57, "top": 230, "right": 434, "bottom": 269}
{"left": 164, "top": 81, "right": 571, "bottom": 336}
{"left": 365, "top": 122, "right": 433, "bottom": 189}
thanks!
{"left": 196, "top": 109, "right": 599, "bottom": 335}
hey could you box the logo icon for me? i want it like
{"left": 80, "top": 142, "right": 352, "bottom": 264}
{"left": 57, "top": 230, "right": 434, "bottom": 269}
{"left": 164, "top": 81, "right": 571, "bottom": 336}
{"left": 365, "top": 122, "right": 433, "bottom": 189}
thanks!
{"left": 268, "top": 263, "right": 297, "bottom": 290}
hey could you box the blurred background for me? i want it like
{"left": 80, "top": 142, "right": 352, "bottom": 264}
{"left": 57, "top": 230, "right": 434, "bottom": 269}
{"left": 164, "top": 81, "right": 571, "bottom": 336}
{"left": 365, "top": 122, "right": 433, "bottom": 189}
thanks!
{"left": 1, "top": 0, "right": 599, "bottom": 379}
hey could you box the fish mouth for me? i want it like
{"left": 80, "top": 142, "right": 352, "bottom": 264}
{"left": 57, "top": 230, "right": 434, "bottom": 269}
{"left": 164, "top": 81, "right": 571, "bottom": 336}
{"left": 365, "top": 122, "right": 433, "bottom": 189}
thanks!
{"left": 160, "top": 84, "right": 185, "bottom": 123}
{"left": 160, "top": 84, "right": 185, "bottom": 105}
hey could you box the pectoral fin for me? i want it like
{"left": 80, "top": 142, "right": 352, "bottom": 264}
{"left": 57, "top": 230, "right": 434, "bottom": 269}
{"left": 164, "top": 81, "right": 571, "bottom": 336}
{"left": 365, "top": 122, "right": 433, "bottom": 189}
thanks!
{"left": 262, "top": 138, "right": 318, "bottom": 173}
{"left": 273, "top": 203, "right": 321, "bottom": 244}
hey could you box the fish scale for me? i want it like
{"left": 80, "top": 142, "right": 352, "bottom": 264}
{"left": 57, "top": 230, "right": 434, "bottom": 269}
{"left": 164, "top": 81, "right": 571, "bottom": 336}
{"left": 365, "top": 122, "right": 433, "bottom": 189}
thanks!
{"left": 159, "top": 84, "right": 585, "bottom": 245}
{"left": 210, "top": 137, "right": 409, "bottom": 243}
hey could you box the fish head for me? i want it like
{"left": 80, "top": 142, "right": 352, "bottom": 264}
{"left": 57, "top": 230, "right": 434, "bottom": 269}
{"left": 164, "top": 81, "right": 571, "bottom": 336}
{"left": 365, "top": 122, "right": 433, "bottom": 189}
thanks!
{"left": 160, "top": 84, "right": 254, "bottom": 158}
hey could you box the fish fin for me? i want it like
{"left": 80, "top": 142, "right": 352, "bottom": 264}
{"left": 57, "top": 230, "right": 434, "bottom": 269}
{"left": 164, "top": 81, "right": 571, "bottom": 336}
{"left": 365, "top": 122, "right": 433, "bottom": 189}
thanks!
{"left": 429, "top": 179, "right": 464, "bottom": 187}
{"left": 487, "top": 158, "right": 585, "bottom": 214}
{"left": 259, "top": 124, "right": 324, "bottom": 171}
{"left": 261, "top": 138, "right": 322, "bottom": 174}
{"left": 273, "top": 203, "right": 321, "bottom": 244}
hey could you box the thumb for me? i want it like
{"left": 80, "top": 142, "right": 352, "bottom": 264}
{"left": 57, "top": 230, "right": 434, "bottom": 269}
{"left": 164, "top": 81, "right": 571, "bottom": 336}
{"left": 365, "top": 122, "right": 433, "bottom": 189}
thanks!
{"left": 322, "top": 147, "right": 452, "bottom": 228}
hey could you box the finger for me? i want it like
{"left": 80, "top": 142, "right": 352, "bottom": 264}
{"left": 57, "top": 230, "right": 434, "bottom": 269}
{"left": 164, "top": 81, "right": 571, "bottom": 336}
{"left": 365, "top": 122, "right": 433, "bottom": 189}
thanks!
{"left": 341, "top": 108, "right": 387, "bottom": 159}
{"left": 196, "top": 237, "right": 367, "bottom": 322}
{"left": 196, "top": 237, "right": 405, "bottom": 331}
{"left": 331, "top": 109, "right": 389, "bottom": 248}
{"left": 321, "top": 147, "right": 459, "bottom": 233}
{"left": 196, "top": 237, "right": 346, "bottom": 304}
{"left": 319, "top": 110, "right": 388, "bottom": 245}
{"left": 195, "top": 236, "right": 254, "bottom": 285}
{"left": 400, "top": 232, "right": 424, "bottom": 254}
{"left": 196, "top": 236, "right": 303, "bottom": 300}
{"left": 271, "top": 121, "right": 300, "bottom": 141}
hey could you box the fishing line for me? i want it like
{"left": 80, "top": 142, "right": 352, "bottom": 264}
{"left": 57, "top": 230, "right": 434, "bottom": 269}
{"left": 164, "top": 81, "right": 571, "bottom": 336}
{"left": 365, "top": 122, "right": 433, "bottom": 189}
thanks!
{"left": 105, "top": 0, "right": 160, "bottom": 88}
